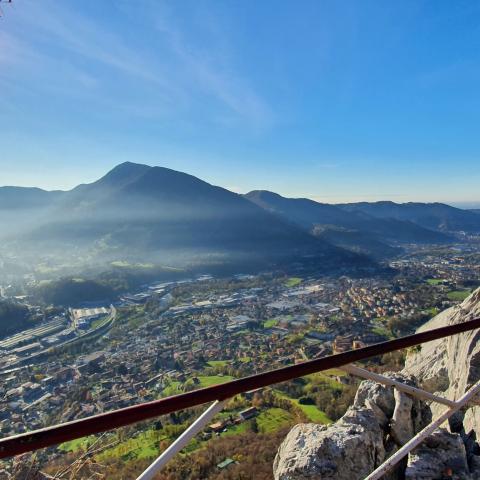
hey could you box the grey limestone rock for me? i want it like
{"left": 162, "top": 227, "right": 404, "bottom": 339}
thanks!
{"left": 405, "top": 429, "right": 471, "bottom": 480}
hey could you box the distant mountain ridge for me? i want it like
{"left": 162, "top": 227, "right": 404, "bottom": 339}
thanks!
{"left": 0, "top": 163, "right": 373, "bottom": 273}
{"left": 244, "top": 190, "right": 451, "bottom": 259}
{"left": 338, "top": 201, "right": 480, "bottom": 233}
{"left": 0, "top": 186, "right": 62, "bottom": 209}
{"left": 0, "top": 162, "right": 477, "bottom": 273}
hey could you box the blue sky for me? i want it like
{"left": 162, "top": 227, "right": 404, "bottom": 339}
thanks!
{"left": 1, "top": 0, "right": 479, "bottom": 205}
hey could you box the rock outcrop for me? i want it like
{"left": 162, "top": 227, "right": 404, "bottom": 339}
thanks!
{"left": 274, "top": 288, "right": 480, "bottom": 480}
{"left": 274, "top": 373, "right": 431, "bottom": 479}
{"left": 405, "top": 429, "right": 470, "bottom": 479}
{"left": 405, "top": 288, "right": 480, "bottom": 420}
{"left": 273, "top": 410, "right": 385, "bottom": 479}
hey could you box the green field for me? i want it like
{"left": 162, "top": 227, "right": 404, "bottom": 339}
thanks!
{"left": 59, "top": 436, "right": 97, "bottom": 453}
{"left": 275, "top": 391, "right": 331, "bottom": 424}
{"left": 257, "top": 408, "right": 295, "bottom": 433}
{"left": 163, "top": 375, "right": 234, "bottom": 396}
{"left": 427, "top": 278, "right": 445, "bottom": 285}
{"left": 197, "top": 375, "right": 234, "bottom": 387}
{"left": 162, "top": 381, "right": 182, "bottom": 397}
{"left": 303, "top": 372, "right": 345, "bottom": 392}
{"left": 447, "top": 290, "right": 471, "bottom": 301}
{"left": 263, "top": 319, "right": 278, "bottom": 328}
{"left": 221, "top": 421, "right": 249, "bottom": 437}
{"left": 207, "top": 360, "right": 229, "bottom": 367}
{"left": 294, "top": 402, "right": 331, "bottom": 423}
{"left": 97, "top": 428, "right": 168, "bottom": 461}
{"left": 284, "top": 277, "right": 303, "bottom": 288}
{"left": 424, "top": 307, "right": 440, "bottom": 317}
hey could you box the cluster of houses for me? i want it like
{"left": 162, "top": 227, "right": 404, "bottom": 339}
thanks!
{"left": 390, "top": 247, "right": 480, "bottom": 286}
{"left": 207, "top": 406, "right": 258, "bottom": 435}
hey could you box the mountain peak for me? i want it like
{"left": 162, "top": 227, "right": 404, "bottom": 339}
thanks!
{"left": 67, "top": 162, "right": 153, "bottom": 196}
{"left": 245, "top": 190, "right": 283, "bottom": 200}
{"left": 100, "top": 163, "right": 210, "bottom": 192}
{"left": 99, "top": 161, "right": 151, "bottom": 184}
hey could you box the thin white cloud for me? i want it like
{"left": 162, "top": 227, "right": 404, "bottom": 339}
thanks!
{"left": 8, "top": 0, "right": 182, "bottom": 106}
{"left": 2, "top": 0, "right": 273, "bottom": 128}
{"left": 0, "top": 30, "right": 40, "bottom": 67}
{"left": 154, "top": 10, "right": 274, "bottom": 129}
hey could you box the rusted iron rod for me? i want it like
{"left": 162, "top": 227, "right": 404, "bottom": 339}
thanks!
{"left": 1, "top": 316, "right": 479, "bottom": 459}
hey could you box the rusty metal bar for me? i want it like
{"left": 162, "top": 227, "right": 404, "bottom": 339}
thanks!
{"left": 1, "top": 317, "right": 479, "bottom": 459}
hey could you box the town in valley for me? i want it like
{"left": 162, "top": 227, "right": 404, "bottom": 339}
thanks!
{"left": 1, "top": 241, "right": 479, "bottom": 476}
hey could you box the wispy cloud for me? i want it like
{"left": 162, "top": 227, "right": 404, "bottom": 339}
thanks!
{"left": 152, "top": 3, "right": 274, "bottom": 129}
{"left": 5, "top": 1, "right": 181, "bottom": 104}
{"left": 0, "top": 30, "right": 41, "bottom": 68}
{"left": 1, "top": 0, "right": 273, "bottom": 128}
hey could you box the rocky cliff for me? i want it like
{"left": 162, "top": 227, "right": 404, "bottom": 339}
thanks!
{"left": 274, "top": 288, "right": 480, "bottom": 480}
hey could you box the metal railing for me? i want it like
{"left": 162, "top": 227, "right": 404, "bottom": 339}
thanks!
{"left": 1, "top": 317, "right": 480, "bottom": 479}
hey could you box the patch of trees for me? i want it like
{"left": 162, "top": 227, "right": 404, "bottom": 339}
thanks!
{"left": 314, "top": 384, "right": 358, "bottom": 421}
{"left": 97, "top": 264, "right": 186, "bottom": 293}
{"left": 375, "top": 350, "right": 406, "bottom": 373}
{"left": 32, "top": 263, "right": 189, "bottom": 307}
{"left": 101, "top": 427, "right": 291, "bottom": 480}
{"left": 275, "top": 376, "right": 359, "bottom": 422}
{"left": 386, "top": 312, "right": 431, "bottom": 337}
{"left": 34, "top": 278, "right": 116, "bottom": 306}
{"left": 0, "top": 300, "right": 33, "bottom": 338}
